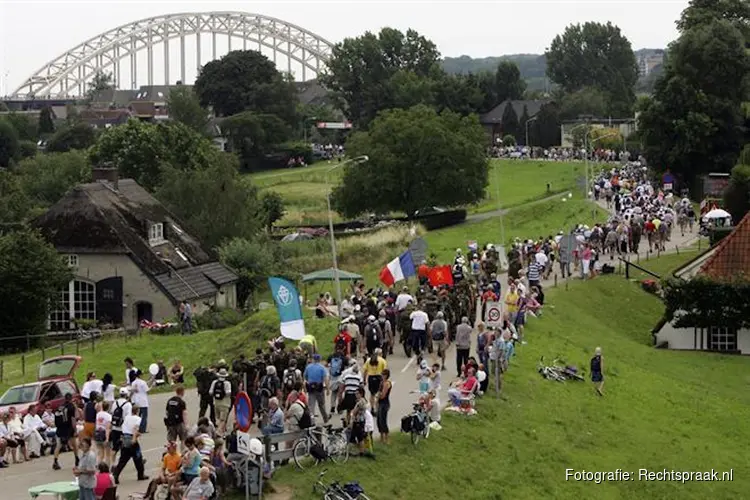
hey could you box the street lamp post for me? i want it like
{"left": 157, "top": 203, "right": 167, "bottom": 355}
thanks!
{"left": 525, "top": 116, "right": 538, "bottom": 150}
{"left": 325, "top": 155, "right": 369, "bottom": 316}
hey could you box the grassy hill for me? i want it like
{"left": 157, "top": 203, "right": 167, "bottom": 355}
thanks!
{"left": 270, "top": 270, "right": 750, "bottom": 500}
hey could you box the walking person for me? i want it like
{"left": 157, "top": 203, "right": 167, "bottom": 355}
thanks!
{"left": 376, "top": 369, "right": 392, "bottom": 444}
{"left": 164, "top": 385, "right": 188, "bottom": 449}
{"left": 208, "top": 369, "right": 232, "bottom": 434}
{"left": 590, "top": 347, "right": 605, "bottom": 396}
{"left": 409, "top": 305, "right": 430, "bottom": 361}
{"left": 454, "top": 317, "right": 472, "bottom": 378}
{"left": 73, "top": 437, "right": 98, "bottom": 500}
{"left": 109, "top": 388, "right": 131, "bottom": 466}
{"left": 94, "top": 401, "right": 112, "bottom": 465}
{"left": 52, "top": 393, "right": 78, "bottom": 470}
{"left": 180, "top": 299, "right": 193, "bottom": 335}
{"left": 429, "top": 311, "right": 448, "bottom": 370}
{"left": 130, "top": 370, "right": 151, "bottom": 433}
{"left": 112, "top": 405, "right": 148, "bottom": 484}
{"left": 303, "top": 354, "right": 330, "bottom": 424}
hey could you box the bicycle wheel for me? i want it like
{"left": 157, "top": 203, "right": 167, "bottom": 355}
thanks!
{"left": 293, "top": 438, "right": 317, "bottom": 470}
{"left": 325, "top": 492, "right": 348, "bottom": 500}
{"left": 327, "top": 433, "right": 350, "bottom": 464}
{"left": 423, "top": 420, "right": 431, "bottom": 439}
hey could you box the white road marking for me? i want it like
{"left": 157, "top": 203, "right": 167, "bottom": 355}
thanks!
{"left": 401, "top": 355, "right": 417, "bottom": 373}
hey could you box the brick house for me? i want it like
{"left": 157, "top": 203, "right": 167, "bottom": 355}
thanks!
{"left": 35, "top": 169, "right": 238, "bottom": 331}
{"left": 654, "top": 212, "right": 750, "bottom": 353}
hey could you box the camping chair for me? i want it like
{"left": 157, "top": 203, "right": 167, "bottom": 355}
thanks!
{"left": 457, "top": 378, "right": 480, "bottom": 412}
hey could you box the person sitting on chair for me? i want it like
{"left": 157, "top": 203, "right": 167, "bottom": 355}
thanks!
{"left": 447, "top": 368, "right": 478, "bottom": 407}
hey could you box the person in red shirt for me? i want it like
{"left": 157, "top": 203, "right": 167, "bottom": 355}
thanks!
{"left": 334, "top": 324, "right": 353, "bottom": 356}
{"left": 448, "top": 368, "right": 478, "bottom": 406}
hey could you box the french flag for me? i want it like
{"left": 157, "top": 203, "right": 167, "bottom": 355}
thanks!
{"left": 379, "top": 250, "right": 416, "bottom": 287}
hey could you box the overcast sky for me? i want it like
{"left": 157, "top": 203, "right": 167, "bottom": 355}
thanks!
{"left": 0, "top": 0, "right": 689, "bottom": 94}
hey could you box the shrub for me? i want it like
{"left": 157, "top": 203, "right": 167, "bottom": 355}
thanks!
{"left": 277, "top": 140, "right": 314, "bottom": 165}
{"left": 194, "top": 308, "right": 246, "bottom": 331}
{"left": 502, "top": 134, "right": 517, "bottom": 147}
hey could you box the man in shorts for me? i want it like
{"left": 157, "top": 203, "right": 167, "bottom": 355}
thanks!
{"left": 429, "top": 311, "right": 448, "bottom": 370}
{"left": 164, "top": 386, "right": 188, "bottom": 448}
{"left": 53, "top": 393, "right": 78, "bottom": 470}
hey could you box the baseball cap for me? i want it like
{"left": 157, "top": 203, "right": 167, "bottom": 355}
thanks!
{"left": 313, "top": 353, "right": 321, "bottom": 361}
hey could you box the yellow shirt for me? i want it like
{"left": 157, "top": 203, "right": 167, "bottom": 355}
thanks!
{"left": 505, "top": 291, "right": 519, "bottom": 313}
{"left": 300, "top": 334, "right": 317, "bottom": 348}
{"left": 363, "top": 357, "right": 387, "bottom": 377}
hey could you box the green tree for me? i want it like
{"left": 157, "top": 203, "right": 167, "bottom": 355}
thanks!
{"left": 259, "top": 191, "right": 286, "bottom": 233}
{"left": 18, "top": 141, "right": 37, "bottom": 159}
{"left": 518, "top": 105, "right": 530, "bottom": 145}
{"left": 546, "top": 22, "right": 638, "bottom": 116}
{"left": 3, "top": 112, "right": 38, "bottom": 142}
{"left": 433, "top": 73, "right": 485, "bottom": 116}
{"left": 320, "top": 28, "right": 441, "bottom": 126}
{"left": 529, "top": 102, "right": 562, "bottom": 148}
{"left": 17, "top": 151, "right": 92, "bottom": 207}
{"left": 0, "top": 170, "right": 32, "bottom": 224}
{"left": 38, "top": 107, "right": 55, "bottom": 135}
{"left": 86, "top": 71, "right": 114, "bottom": 101}
{"left": 724, "top": 163, "right": 750, "bottom": 221}
{"left": 495, "top": 61, "right": 526, "bottom": 103}
{"left": 222, "top": 112, "right": 291, "bottom": 171}
{"left": 218, "top": 237, "right": 281, "bottom": 308}
{"left": 156, "top": 154, "right": 261, "bottom": 249}
{"left": 47, "top": 123, "right": 97, "bottom": 153}
{"left": 558, "top": 87, "right": 608, "bottom": 120}
{"left": 502, "top": 134, "right": 517, "bottom": 147}
{"left": 677, "top": 0, "right": 750, "bottom": 42}
{"left": 89, "top": 119, "right": 219, "bottom": 190}
{"left": 0, "top": 229, "right": 72, "bottom": 351}
{"left": 0, "top": 118, "right": 20, "bottom": 168}
{"left": 639, "top": 20, "right": 750, "bottom": 189}
{"left": 501, "top": 103, "right": 520, "bottom": 140}
{"left": 331, "top": 105, "right": 488, "bottom": 217}
{"left": 167, "top": 86, "right": 210, "bottom": 135}
{"left": 194, "top": 50, "right": 298, "bottom": 123}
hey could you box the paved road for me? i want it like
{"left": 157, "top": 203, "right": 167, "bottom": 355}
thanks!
{"left": 2, "top": 198, "right": 700, "bottom": 498}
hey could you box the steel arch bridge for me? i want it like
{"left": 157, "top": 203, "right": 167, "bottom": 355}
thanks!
{"left": 10, "top": 12, "right": 334, "bottom": 99}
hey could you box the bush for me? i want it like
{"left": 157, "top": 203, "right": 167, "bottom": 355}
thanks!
{"left": 194, "top": 308, "right": 246, "bottom": 331}
{"left": 277, "top": 140, "right": 314, "bottom": 165}
{"left": 502, "top": 134, "right": 517, "bottom": 147}
{"left": 18, "top": 140, "right": 37, "bottom": 159}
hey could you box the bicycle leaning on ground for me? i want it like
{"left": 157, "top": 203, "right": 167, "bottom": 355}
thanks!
{"left": 313, "top": 470, "right": 372, "bottom": 500}
{"left": 293, "top": 420, "right": 350, "bottom": 470}
{"left": 401, "top": 402, "right": 431, "bottom": 445}
{"left": 537, "top": 356, "right": 585, "bottom": 382}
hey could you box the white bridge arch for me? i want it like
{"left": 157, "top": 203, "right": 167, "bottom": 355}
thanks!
{"left": 11, "top": 12, "right": 334, "bottom": 99}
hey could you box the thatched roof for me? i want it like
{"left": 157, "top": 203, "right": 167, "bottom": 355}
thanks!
{"left": 35, "top": 178, "right": 237, "bottom": 302}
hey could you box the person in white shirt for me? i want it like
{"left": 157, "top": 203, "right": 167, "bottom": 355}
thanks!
{"left": 8, "top": 406, "right": 44, "bottom": 459}
{"left": 129, "top": 370, "right": 150, "bottom": 434}
{"left": 409, "top": 306, "right": 430, "bottom": 359}
{"left": 395, "top": 287, "right": 414, "bottom": 311}
{"left": 95, "top": 401, "right": 112, "bottom": 464}
{"left": 110, "top": 388, "right": 132, "bottom": 462}
{"left": 112, "top": 405, "right": 147, "bottom": 483}
{"left": 100, "top": 373, "right": 116, "bottom": 405}
{"left": 81, "top": 372, "right": 104, "bottom": 403}
{"left": 124, "top": 357, "right": 138, "bottom": 386}
{"left": 22, "top": 405, "right": 48, "bottom": 456}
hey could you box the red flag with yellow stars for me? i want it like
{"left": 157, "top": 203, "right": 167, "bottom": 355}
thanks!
{"left": 428, "top": 265, "right": 454, "bottom": 287}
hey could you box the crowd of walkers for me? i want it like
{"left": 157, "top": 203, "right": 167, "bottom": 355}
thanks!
{"left": 488, "top": 144, "right": 642, "bottom": 163}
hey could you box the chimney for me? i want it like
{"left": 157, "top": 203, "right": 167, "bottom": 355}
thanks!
{"left": 92, "top": 163, "right": 119, "bottom": 191}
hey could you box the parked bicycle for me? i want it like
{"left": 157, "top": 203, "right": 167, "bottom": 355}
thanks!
{"left": 293, "top": 421, "right": 350, "bottom": 470}
{"left": 401, "top": 402, "right": 431, "bottom": 445}
{"left": 537, "top": 356, "right": 585, "bottom": 382}
{"left": 313, "top": 470, "right": 371, "bottom": 500}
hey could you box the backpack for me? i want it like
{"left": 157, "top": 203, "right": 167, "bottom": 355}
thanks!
{"left": 111, "top": 400, "right": 124, "bottom": 427}
{"left": 165, "top": 397, "right": 183, "bottom": 426}
{"left": 329, "top": 356, "right": 344, "bottom": 378}
{"left": 295, "top": 401, "right": 313, "bottom": 429}
{"left": 284, "top": 370, "right": 298, "bottom": 391}
{"left": 260, "top": 375, "right": 275, "bottom": 397}
{"left": 213, "top": 380, "right": 227, "bottom": 400}
{"left": 366, "top": 324, "right": 382, "bottom": 345}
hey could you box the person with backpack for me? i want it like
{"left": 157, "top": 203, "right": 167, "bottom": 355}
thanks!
{"left": 164, "top": 385, "right": 188, "bottom": 448}
{"left": 377, "top": 310, "right": 393, "bottom": 359}
{"left": 285, "top": 392, "right": 313, "bottom": 433}
{"left": 282, "top": 359, "right": 303, "bottom": 400}
{"left": 304, "top": 354, "right": 330, "bottom": 425}
{"left": 334, "top": 321, "right": 353, "bottom": 357}
{"left": 364, "top": 315, "right": 383, "bottom": 358}
{"left": 112, "top": 405, "right": 148, "bottom": 484}
{"left": 208, "top": 369, "right": 233, "bottom": 434}
{"left": 52, "top": 392, "right": 79, "bottom": 470}
{"left": 430, "top": 311, "right": 448, "bottom": 370}
{"left": 109, "top": 388, "right": 131, "bottom": 465}
{"left": 193, "top": 366, "right": 217, "bottom": 426}
{"left": 258, "top": 365, "right": 281, "bottom": 415}
{"left": 327, "top": 345, "right": 349, "bottom": 415}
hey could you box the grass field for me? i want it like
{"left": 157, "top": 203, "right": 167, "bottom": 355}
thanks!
{"left": 0, "top": 309, "right": 339, "bottom": 394}
{"left": 269, "top": 257, "right": 750, "bottom": 500}
{"left": 249, "top": 160, "right": 593, "bottom": 225}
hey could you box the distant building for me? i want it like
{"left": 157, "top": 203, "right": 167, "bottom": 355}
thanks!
{"left": 654, "top": 212, "right": 750, "bottom": 353}
{"left": 35, "top": 168, "right": 238, "bottom": 330}
{"left": 479, "top": 99, "right": 549, "bottom": 144}
{"left": 638, "top": 52, "right": 664, "bottom": 77}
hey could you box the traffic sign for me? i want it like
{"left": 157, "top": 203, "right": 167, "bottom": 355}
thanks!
{"left": 485, "top": 301, "right": 502, "bottom": 327}
{"left": 235, "top": 391, "right": 253, "bottom": 433}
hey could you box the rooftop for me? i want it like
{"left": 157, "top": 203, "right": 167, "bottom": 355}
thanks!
{"left": 699, "top": 212, "right": 750, "bottom": 280}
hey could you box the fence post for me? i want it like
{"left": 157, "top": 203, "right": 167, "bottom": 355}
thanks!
{"left": 21, "top": 355, "right": 25, "bottom": 376}
{"left": 61, "top": 343, "right": 64, "bottom": 356}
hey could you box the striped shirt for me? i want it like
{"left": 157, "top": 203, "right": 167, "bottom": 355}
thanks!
{"left": 527, "top": 262, "right": 541, "bottom": 282}
{"left": 342, "top": 372, "right": 362, "bottom": 394}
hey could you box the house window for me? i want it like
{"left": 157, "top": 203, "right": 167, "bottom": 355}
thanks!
{"left": 708, "top": 326, "right": 737, "bottom": 352}
{"left": 48, "top": 279, "right": 96, "bottom": 331}
{"left": 149, "top": 223, "right": 164, "bottom": 245}
{"left": 102, "top": 288, "right": 114, "bottom": 300}
{"left": 65, "top": 254, "right": 78, "bottom": 267}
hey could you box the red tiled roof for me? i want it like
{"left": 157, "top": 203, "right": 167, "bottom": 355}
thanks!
{"left": 699, "top": 211, "right": 750, "bottom": 280}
